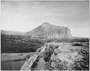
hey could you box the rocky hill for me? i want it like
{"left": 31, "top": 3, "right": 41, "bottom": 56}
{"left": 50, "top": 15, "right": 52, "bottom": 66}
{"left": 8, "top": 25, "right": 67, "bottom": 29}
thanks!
{"left": 25, "top": 22, "right": 72, "bottom": 39}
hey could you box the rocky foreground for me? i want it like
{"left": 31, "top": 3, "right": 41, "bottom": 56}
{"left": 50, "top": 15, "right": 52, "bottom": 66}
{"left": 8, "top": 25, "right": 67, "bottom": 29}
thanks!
{"left": 23, "top": 42, "right": 89, "bottom": 71}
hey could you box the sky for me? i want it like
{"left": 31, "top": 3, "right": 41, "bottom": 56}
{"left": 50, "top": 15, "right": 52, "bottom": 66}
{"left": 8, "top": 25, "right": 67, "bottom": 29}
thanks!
{"left": 1, "top": 0, "right": 89, "bottom": 37}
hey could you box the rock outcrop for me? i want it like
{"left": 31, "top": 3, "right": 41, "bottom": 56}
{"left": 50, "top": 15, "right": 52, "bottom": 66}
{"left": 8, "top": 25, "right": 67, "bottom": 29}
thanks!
{"left": 25, "top": 22, "right": 72, "bottom": 39}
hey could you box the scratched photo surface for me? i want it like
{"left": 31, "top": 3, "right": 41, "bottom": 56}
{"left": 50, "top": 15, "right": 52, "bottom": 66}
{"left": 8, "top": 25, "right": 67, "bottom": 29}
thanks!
{"left": 1, "top": 0, "right": 89, "bottom": 70}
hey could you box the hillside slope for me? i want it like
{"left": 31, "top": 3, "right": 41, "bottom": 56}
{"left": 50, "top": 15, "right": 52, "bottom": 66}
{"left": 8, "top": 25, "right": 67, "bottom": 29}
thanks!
{"left": 25, "top": 22, "right": 72, "bottom": 39}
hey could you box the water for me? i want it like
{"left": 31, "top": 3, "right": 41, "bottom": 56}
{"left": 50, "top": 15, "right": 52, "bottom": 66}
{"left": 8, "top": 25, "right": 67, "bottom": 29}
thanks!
{"left": 1, "top": 60, "right": 25, "bottom": 70}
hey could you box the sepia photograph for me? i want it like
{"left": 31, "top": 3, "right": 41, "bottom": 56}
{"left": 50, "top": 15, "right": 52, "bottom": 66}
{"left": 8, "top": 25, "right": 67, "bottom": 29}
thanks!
{"left": 1, "top": 0, "right": 89, "bottom": 71}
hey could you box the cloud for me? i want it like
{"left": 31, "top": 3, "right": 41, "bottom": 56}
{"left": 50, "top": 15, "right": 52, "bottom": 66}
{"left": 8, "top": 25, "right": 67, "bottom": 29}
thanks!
{"left": 1, "top": 1, "right": 89, "bottom": 37}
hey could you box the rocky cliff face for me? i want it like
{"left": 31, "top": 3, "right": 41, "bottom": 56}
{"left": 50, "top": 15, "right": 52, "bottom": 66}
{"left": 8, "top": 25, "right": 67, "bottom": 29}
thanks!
{"left": 25, "top": 22, "right": 72, "bottom": 39}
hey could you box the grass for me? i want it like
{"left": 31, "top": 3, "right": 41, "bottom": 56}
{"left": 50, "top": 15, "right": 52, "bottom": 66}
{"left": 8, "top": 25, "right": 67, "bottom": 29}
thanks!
{"left": 1, "top": 34, "right": 44, "bottom": 53}
{"left": 1, "top": 52, "right": 35, "bottom": 62}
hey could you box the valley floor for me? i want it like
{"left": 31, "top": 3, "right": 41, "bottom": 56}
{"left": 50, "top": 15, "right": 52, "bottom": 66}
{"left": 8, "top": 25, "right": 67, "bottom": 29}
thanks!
{"left": 1, "top": 52, "right": 34, "bottom": 61}
{"left": 1, "top": 53, "right": 34, "bottom": 70}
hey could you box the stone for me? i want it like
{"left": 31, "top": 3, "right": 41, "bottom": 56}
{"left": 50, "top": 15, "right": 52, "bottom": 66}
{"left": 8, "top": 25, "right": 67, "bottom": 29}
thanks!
{"left": 51, "top": 62, "right": 56, "bottom": 67}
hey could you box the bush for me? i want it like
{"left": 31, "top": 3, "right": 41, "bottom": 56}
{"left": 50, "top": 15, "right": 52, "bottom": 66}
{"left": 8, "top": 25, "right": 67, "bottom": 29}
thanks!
{"left": 1, "top": 34, "right": 44, "bottom": 53}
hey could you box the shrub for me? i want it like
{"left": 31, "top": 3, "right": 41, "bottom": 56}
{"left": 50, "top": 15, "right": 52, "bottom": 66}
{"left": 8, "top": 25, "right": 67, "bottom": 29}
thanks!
{"left": 1, "top": 34, "right": 44, "bottom": 53}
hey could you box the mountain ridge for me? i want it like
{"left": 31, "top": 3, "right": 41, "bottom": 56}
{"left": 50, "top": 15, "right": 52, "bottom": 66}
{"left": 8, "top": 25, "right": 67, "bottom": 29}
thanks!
{"left": 1, "top": 30, "right": 24, "bottom": 35}
{"left": 25, "top": 22, "right": 72, "bottom": 39}
{"left": 1, "top": 22, "right": 72, "bottom": 39}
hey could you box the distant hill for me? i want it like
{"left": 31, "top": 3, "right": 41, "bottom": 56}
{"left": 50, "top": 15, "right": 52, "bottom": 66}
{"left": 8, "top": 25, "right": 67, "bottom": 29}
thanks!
{"left": 1, "top": 30, "right": 24, "bottom": 35}
{"left": 25, "top": 22, "right": 72, "bottom": 39}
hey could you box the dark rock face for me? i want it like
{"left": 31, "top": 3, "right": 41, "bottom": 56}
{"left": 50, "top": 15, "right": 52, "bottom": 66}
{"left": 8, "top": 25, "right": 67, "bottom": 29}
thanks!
{"left": 26, "top": 22, "right": 72, "bottom": 39}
